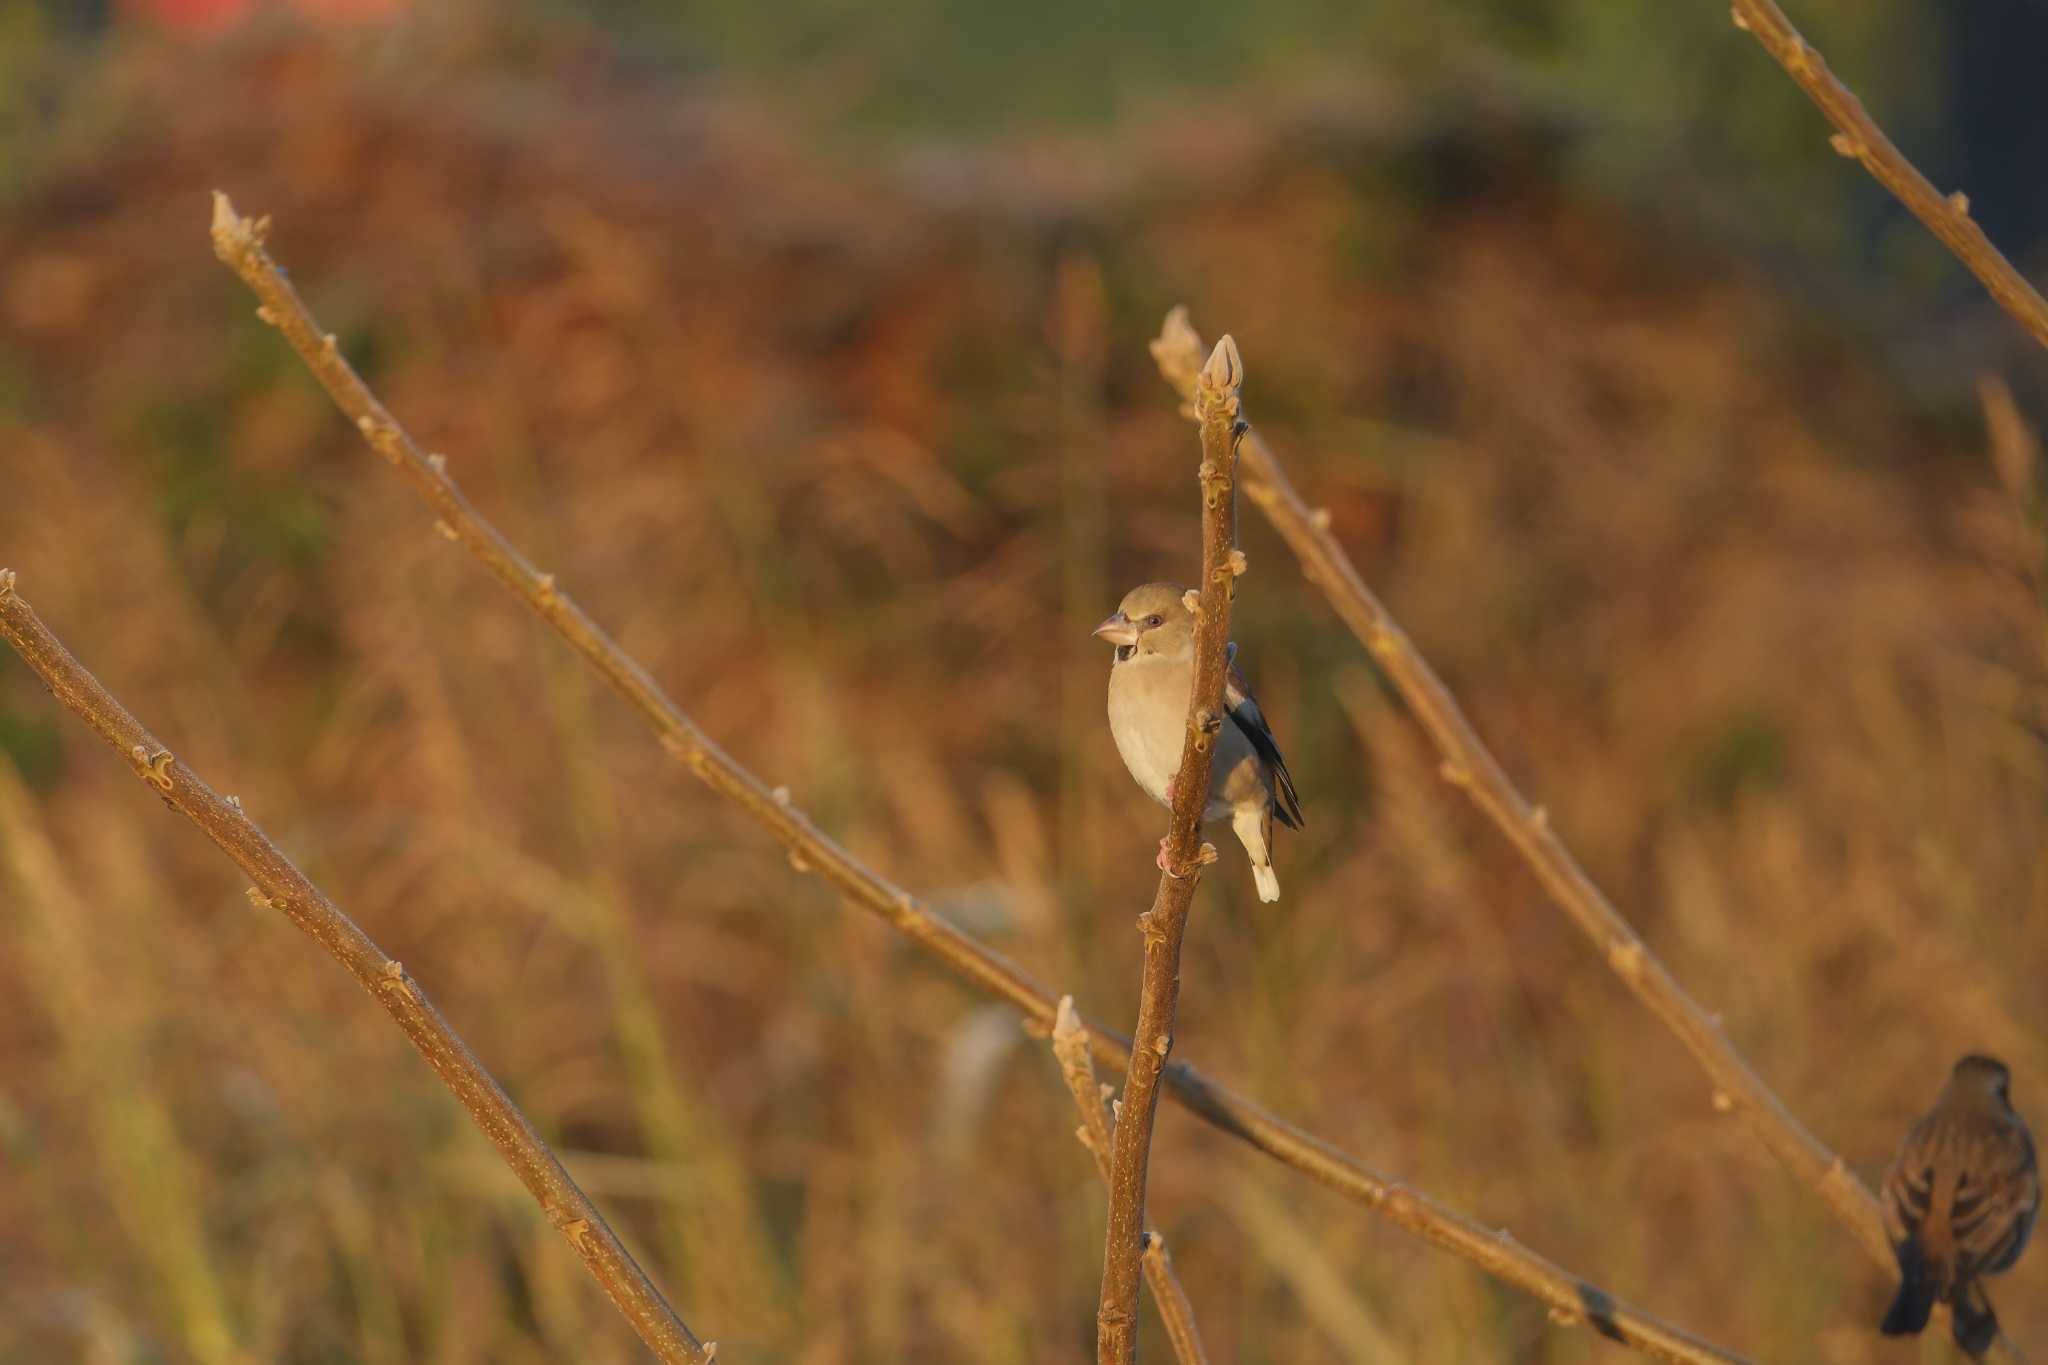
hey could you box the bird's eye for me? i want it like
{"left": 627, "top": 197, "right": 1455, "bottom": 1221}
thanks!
{"left": 1145, "top": 615, "right": 1164, "bottom": 628}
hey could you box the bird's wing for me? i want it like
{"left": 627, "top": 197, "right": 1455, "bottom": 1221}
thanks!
{"left": 1223, "top": 649, "right": 1304, "bottom": 829}
{"left": 1952, "top": 1123, "right": 2041, "bottom": 1278}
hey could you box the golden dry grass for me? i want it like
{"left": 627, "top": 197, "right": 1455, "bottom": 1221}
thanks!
{"left": 1, "top": 29, "right": 2044, "bottom": 1365}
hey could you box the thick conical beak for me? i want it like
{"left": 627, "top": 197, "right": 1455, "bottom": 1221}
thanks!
{"left": 1093, "top": 611, "right": 1139, "bottom": 647}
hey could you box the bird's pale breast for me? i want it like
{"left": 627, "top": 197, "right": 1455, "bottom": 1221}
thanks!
{"left": 1108, "top": 654, "right": 1261, "bottom": 820}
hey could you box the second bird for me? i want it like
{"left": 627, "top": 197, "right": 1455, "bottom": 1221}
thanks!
{"left": 1096, "top": 582, "right": 1303, "bottom": 902}
{"left": 1879, "top": 1053, "right": 2039, "bottom": 1359}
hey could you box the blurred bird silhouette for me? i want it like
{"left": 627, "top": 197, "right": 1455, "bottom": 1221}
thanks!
{"left": 1879, "top": 1053, "right": 2039, "bottom": 1359}
{"left": 1096, "top": 582, "right": 1302, "bottom": 902}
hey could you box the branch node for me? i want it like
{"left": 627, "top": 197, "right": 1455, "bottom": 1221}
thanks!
{"left": 770, "top": 784, "right": 792, "bottom": 806}
{"left": 245, "top": 886, "right": 274, "bottom": 910}
{"left": 255, "top": 305, "right": 278, "bottom": 325}
{"left": 1528, "top": 804, "right": 1548, "bottom": 832}
{"left": 322, "top": 332, "right": 339, "bottom": 354}
{"left": 1711, "top": 1089, "right": 1734, "bottom": 1113}
{"left": 1949, "top": 190, "right": 1972, "bottom": 217}
{"left": 1196, "top": 841, "right": 1219, "bottom": 867}
{"left": 788, "top": 848, "right": 811, "bottom": 874}
{"left": 1227, "top": 548, "right": 1248, "bottom": 577}
{"left": 427, "top": 452, "right": 448, "bottom": 475}
{"left": 434, "top": 519, "right": 459, "bottom": 542}
{"left": 225, "top": 794, "right": 243, "bottom": 813}
{"left": 535, "top": 573, "right": 559, "bottom": 607}
{"left": 1729, "top": 3, "right": 1750, "bottom": 30}
{"left": 1606, "top": 939, "right": 1645, "bottom": 981}
{"left": 0, "top": 568, "right": 15, "bottom": 602}
{"left": 130, "top": 744, "right": 175, "bottom": 792}
{"left": 1828, "top": 132, "right": 1860, "bottom": 159}
{"left": 1438, "top": 760, "right": 1470, "bottom": 787}
{"left": 1548, "top": 1305, "right": 1584, "bottom": 1328}
{"left": 1309, "top": 506, "right": 1332, "bottom": 531}
{"left": 1181, "top": 588, "right": 1201, "bottom": 615}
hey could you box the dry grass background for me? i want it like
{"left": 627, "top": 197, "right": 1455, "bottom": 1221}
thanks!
{"left": 2, "top": 24, "right": 2045, "bottom": 1365}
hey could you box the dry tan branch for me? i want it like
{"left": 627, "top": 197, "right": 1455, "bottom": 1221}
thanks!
{"left": 204, "top": 193, "right": 1751, "bottom": 1365}
{"left": 1096, "top": 336, "right": 1244, "bottom": 1365}
{"left": 1053, "top": 999, "right": 1208, "bottom": 1365}
{"left": 1152, "top": 307, "right": 2025, "bottom": 1363}
{"left": 0, "top": 574, "right": 713, "bottom": 1365}
{"left": 1727, "top": 0, "right": 2048, "bottom": 356}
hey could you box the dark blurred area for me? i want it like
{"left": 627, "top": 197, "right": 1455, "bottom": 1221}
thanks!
{"left": 1, "top": 2, "right": 2044, "bottom": 1362}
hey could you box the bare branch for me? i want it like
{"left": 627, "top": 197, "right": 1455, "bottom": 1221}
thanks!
{"left": 1152, "top": 306, "right": 2024, "bottom": 1363}
{"left": 1054, "top": 999, "right": 1209, "bottom": 1365}
{"left": 202, "top": 198, "right": 1752, "bottom": 1364}
{"left": 0, "top": 575, "right": 713, "bottom": 1365}
{"left": 1728, "top": 0, "right": 2048, "bottom": 355}
{"left": 1097, "top": 347, "right": 1242, "bottom": 1363}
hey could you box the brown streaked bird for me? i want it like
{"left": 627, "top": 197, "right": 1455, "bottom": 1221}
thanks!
{"left": 1095, "top": 582, "right": 1303, "bottom": 902}
{"left": 1879, "top": 1053, "right": 2039, "bottom": 1359}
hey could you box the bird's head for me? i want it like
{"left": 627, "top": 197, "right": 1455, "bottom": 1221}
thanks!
{"left": 1094, "top": 582, "right": 1194, "bottom": 663}
{"left": 1952, "top": 1053, "right": 2015, "bottom": 1106}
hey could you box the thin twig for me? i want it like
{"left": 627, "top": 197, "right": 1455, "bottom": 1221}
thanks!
{"left": 204, "top": 193, "right": 1752, "bottom": 1365}
{"left": 0, "top": 573, "right": 713, "bottom": 1365}
{"left": 1727, "top": 0, "right": 2048, "bottom": 356}
{"left": 1151, "top": 306, "right": 2025, "bottom": 1363}
{"left": 1096, "top": 336, "right": 1244, "bottom": 1365}
{"left": 1053, "top": 998, "right": 1209, "bottom": 1365}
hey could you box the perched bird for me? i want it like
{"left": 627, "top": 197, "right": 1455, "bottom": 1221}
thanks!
{"left": 1879, "top": 1053, "right": 2039, "bottom": 1359}
{"left": 1095, "top": 582, "right": 1302, "bottom": 902}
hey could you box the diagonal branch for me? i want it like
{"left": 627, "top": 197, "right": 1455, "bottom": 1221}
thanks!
{"left": 204, "top": 192, "right": 1751, "bottom": 1364}
{"left": 1151, "top": 307, "right": 2024, "bottom": 1363}
{"left": 1728, "top": 0, "right": 2048, "bottom": 356}
{"left": 0, "top": 573, "right": 713, "bottom": 1365}
{"left": 1096, "top": 336, "right": 1244, "bottom": 1365}
{"left": 1053, "top": 998, "right": 1209, "bottom": 1365}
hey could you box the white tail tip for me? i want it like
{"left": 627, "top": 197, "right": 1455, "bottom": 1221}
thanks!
{"left": 1251, "top": 863, "right": 1280, "bottom": 903}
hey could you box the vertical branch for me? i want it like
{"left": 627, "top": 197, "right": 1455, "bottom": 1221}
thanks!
{"left": 0, "top": 574, "right": 714, "bottom": 1365}
{"left": 1096, "top": 336, "right": 1244, "bottom": 1365}
{"left": 1053, "top": 999, "right": 1210, "bottom": 1365}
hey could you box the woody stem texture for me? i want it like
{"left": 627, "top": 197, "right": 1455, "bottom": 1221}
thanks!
{"left": 1096, "top": 335, "right": 1244, "bottom": 1365}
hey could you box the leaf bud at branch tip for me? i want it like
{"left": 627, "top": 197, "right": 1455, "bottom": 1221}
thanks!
{"left": 1200, "top": 334, "right": 1243, "bottom": 395}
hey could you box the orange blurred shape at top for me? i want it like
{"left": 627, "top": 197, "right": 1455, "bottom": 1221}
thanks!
{"left": 122, "top": 0, "right": 410, "bottom": 31}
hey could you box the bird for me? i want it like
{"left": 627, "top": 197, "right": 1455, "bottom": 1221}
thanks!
{"left": 1879, "top": 1053, "right": 2039, "bottom": 1359}
{"left": 1095, "top": 582, "right": 1302, "bottom": 902}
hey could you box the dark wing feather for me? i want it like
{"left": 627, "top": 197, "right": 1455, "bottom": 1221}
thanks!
{"left": 1223, "top": 649, "right": 1304, "bottom": 829}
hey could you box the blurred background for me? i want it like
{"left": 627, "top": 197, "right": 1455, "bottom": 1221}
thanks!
{"left": 2, "top": 0, "right": 2045, "bottom": 1361}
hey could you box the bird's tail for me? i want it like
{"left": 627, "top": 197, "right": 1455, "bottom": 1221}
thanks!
{"left": 1951, "top": 1282, "right": 2000, "bottom": 1361}
{"left": 1232, "top": 805, "right": 1280, "bottom": 904}
{"left": 1879, "top": 1243, "right": 1938, "bottom": 1338}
